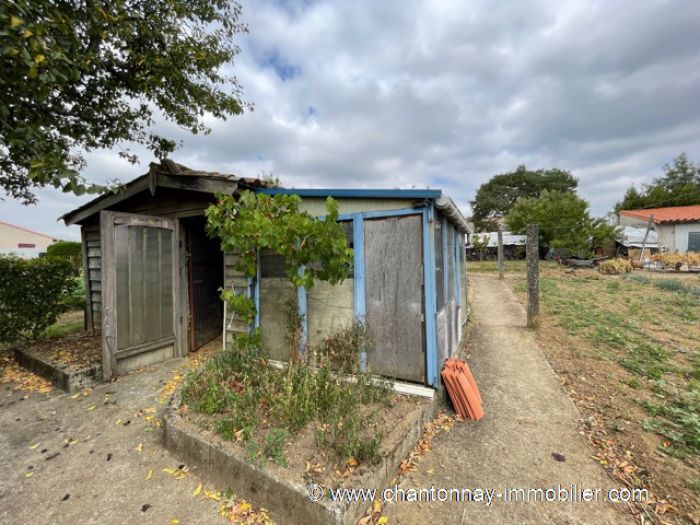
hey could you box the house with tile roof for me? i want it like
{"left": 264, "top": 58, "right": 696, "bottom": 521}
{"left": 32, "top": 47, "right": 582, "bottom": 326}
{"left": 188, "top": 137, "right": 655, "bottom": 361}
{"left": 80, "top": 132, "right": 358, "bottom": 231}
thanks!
{"left": 619, "top": 205, "right": 700, "bottom": 253}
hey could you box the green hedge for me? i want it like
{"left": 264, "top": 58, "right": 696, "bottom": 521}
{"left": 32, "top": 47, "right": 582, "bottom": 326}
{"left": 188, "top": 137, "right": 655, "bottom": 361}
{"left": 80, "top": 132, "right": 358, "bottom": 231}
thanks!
{"left": 0, "top": 256, "right": 79, "bottom": 343}
{"left": 46, "top": 240, "right": 81, "bottom": 257}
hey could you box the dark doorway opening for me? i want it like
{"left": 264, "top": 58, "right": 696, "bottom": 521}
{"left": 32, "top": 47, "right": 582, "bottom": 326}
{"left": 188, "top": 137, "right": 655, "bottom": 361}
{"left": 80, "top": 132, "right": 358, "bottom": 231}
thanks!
{"left": 182, "top": 216, "right": 224, "bottom": 351}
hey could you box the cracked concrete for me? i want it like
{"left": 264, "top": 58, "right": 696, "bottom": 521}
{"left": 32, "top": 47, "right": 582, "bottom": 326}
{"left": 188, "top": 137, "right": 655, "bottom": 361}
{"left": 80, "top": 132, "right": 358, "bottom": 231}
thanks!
{"left": 0, "top": 357, "right": 224, "bottom": 525}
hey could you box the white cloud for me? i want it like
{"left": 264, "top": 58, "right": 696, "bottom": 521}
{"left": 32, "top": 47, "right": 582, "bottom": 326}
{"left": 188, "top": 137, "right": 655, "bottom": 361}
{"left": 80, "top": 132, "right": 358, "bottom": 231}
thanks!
{"left": 3, "top": 0, "right": 700, "bottom": 237}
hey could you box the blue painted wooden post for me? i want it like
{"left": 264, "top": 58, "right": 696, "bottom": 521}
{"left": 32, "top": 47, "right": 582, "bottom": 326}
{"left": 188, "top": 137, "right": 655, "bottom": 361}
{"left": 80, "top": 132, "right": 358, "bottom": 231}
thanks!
{"left": 254, "top": 250, "right": 261, "bottom": 329}
{"left": 454, "top": 229, "right": 462, "bottom": 307}
{"left": 352, "top": 213, "right": 367, "bottom": 370}
{"left": 297, "top": 267, "right": 307, "bottom": 354}
{"left": 441, "top": 214, "right": 449, "bottom": 298}
{"left": 422, "top": 207, "right": 438, "bottom": 386}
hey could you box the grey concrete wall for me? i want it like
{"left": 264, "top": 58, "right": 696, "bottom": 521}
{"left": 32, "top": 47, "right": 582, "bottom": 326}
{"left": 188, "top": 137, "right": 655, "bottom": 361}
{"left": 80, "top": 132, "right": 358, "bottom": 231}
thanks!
{"left": 307, "top": 280, "right": 354, "bottom": 348}
{"left": 259, "top": 278, "right": 296, "bottom": 361}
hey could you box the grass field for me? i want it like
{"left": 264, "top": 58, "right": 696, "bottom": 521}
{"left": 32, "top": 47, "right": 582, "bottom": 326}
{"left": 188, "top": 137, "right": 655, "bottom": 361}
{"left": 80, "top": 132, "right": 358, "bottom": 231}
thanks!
{"left": 470, "top": 261, "right": 700, "bottom": 520}
{"left": 43, "top": 310, "right": 85, "bottom": 339}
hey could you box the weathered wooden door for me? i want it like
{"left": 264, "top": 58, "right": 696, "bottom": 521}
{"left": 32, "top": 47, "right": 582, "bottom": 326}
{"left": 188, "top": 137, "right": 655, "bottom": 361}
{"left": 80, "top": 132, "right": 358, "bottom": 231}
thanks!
{"left": 100, "top": 211, "right": 180, "bottom": 379}
{"left": 364, "top": 215, "right": 424, "bottom": 382}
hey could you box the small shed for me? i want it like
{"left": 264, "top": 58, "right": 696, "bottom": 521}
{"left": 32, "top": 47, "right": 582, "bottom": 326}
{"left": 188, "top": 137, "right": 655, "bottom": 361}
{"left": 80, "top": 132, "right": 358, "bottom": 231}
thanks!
{"left": 61, "top": 161, "right": 470, "bottom": 388}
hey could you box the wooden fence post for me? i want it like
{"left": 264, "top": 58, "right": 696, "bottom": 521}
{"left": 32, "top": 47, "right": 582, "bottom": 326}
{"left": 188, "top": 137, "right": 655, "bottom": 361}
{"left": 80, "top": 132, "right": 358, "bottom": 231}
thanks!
{"left": 497, "top": 229, "right": 504, "bottom": 280}
{"left": 526, "top": 224, "right": 539, "bottom": 328}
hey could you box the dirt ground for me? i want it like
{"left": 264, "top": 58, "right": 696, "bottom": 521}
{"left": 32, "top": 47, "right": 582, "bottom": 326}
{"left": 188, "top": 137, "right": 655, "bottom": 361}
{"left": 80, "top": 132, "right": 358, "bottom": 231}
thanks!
{"left": 384, "top": 274, "right": 633, "bottom": 525}
{"left": 183, "top": 393, "right": 431, "bottom": 490}
{"left": 26, "top": 332, "right": 101, "bottom": 369}
{"left": 497, "top": 265, "right": 700, "bottom": 525}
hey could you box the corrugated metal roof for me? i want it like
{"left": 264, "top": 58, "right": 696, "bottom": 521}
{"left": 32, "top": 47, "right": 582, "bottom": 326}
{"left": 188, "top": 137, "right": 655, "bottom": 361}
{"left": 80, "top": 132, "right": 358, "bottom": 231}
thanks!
{"left": 619, "top": 226, "right": 658, "bottom": 248}
{"left": 468, "top": 231, "right": 526, "bottom": 248}
{"left": 620, "top": 205, "right": 700, "bottom": 224}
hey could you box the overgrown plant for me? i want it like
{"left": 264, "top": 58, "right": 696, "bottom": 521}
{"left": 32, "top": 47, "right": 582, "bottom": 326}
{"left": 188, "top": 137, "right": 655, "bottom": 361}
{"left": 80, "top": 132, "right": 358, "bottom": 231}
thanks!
{"left": 205, "top": 190, "right": 353, "bottom": 353}
{"left": 188, "top": 191, "right": 393, "bottom": 465}
{"left": 182, "top": 322, "right": 393, "bottom": 464}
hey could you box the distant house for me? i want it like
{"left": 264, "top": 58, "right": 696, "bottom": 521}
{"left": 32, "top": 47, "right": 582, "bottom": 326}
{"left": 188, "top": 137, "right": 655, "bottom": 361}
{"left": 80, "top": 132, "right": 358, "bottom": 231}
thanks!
{"left": 0, "top": 221, "right": 56, "bottom": 258}
{"left": 466, "top": 231, "right": 526, "bottom": 260}
{"left": 619, "top": 205, "right": 700, "bottom": 253}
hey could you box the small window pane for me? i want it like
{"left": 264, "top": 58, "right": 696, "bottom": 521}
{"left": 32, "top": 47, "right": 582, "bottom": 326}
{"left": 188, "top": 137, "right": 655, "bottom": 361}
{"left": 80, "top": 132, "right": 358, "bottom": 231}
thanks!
{"left": 115, "top": 225, "right": 173, "bottom": 350}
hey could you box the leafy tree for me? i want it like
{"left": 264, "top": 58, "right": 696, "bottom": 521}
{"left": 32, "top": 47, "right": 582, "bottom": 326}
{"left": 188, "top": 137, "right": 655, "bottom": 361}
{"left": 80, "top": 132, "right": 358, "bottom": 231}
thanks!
{"left": 506, "top": 190, "right": 618, "bottom": 257}
{"left": 470, "top": 165, "right": 578, "bottom": 231}
{"left": 614, "top": 153, "right": 700, "bottom": 213}
{"left": 0, "top": 0, "right": 248, "bottom": 203}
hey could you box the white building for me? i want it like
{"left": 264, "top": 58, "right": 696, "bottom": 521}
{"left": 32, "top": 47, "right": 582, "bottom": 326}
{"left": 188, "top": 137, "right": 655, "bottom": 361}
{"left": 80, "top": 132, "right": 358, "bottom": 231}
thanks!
{"left": 0, "top": 221, "right": 57, "bottom": 258}
{"left": 619, "top": 205, "right": 700, "bottom": 253}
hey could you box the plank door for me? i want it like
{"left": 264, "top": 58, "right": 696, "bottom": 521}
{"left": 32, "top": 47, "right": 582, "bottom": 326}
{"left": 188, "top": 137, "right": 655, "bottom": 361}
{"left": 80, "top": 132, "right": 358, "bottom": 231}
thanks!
{"left": 100, "top": 211, "right": 180, "bottom": 380}
{"left": 364, "top": 215, "right": 424, "bottom": 382}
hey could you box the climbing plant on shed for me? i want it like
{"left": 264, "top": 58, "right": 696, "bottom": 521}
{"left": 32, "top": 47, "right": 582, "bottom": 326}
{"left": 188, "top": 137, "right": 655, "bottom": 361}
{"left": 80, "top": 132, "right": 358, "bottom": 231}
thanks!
{"left": 205, "top": 191, "right": 353, "bottom": 351}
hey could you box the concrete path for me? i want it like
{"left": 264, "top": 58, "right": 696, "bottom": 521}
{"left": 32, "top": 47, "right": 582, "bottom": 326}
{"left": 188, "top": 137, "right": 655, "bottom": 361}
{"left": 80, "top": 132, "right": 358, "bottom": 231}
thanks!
{"left": 0, "top": 353, "right": 228, "bottom": 525}
{"left": 384, "top": 274, "right": 633, "bottom": 525}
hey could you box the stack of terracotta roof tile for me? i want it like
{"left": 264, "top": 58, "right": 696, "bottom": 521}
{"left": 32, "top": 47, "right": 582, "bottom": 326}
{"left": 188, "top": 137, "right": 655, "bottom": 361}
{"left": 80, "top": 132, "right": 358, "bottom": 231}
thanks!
{"left": 441, "top": 359, "right": 484, "bottom": 420}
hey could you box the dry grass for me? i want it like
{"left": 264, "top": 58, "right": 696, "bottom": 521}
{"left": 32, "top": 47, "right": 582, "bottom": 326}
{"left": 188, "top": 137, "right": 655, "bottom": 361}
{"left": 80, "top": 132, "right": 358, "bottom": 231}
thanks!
{"left": 483, "top": 264, "right": 700, "bottom": 524}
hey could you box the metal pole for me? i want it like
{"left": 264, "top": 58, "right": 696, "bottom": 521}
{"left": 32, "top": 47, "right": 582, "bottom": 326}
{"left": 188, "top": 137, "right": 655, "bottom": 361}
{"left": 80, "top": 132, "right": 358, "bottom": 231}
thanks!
{"left": 497, "top": 229, "right": 504, "bottom": 280}
{"left": 526, "top": 224, "right": 539, "bottom": 328}
{"left": 639, "top": 215, "right": 653, "bottom": 262}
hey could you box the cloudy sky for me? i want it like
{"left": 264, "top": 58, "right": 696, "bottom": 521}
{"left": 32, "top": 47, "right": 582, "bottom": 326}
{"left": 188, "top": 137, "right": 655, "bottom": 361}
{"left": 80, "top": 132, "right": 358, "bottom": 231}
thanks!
{"left": 2, "top": 0, "right": 700, "bottom": 240}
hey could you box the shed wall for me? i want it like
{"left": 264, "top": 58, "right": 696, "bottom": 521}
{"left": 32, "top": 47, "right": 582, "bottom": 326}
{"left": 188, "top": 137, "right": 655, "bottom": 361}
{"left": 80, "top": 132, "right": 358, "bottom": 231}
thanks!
{"left": 674, "top": 222, "right": 700, "bottom": 253}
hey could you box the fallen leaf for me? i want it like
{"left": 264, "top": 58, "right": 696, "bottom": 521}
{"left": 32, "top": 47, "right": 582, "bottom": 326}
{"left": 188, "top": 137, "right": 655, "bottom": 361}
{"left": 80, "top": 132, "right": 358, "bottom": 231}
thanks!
{"left": 71, "top": 393, "right": 81, "bottom": 399}
{"left": 145, "top": 469, "right": 153, "bottom": 481}
{"left": 85, "top": 405, "right": 96, "bottom": 411}
{"left": 29, "top": 443, "right": 40, "bottom": 449}
{"left": 192, "top": 483, "right": 202, "bottom": 497}
{"left": 135, "top": 443, "right": 143, "bottom": 455}
{"left": 115, "top": 419, "right": 122, "bottom": 426}
{"left": 347, "top": 457, "right": 359, "bottom": 467}
{"left": 25, "top": 472, "right": 33, "bottom": 478}
{"left": 378, "top": 517, "right": 389, "bottom": 525}
{"left": 169, "top": 519, "right": 180, "bottom": 525}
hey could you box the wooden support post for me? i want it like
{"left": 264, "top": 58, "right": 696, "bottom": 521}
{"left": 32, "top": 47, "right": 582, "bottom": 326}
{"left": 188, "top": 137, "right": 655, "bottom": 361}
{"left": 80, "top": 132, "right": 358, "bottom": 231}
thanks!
{"left": 497, "top": 229, "right": 504, "bottom": 280}
{"left": 526, "top": 224, "right": 539, "bottom": 328}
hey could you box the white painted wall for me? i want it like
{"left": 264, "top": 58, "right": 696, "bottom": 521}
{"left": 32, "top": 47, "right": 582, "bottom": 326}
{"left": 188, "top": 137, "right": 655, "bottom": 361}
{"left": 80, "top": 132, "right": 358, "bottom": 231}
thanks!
{"left": 674, "top": 222, "right": 700, "bottom": 253}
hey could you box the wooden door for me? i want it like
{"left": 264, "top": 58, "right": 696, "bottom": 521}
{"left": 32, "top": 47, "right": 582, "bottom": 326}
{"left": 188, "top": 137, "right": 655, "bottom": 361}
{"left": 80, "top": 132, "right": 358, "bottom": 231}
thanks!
{"left": 100, "top": 211, "right": 180, "bottom": 379}
{"left": 364, "top": 215, "right": 424, "bottom": 382}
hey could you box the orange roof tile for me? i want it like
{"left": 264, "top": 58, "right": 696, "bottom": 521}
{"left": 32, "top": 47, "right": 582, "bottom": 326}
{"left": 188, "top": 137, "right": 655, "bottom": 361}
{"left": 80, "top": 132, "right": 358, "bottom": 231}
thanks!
{"left": 619, "top": 205, "right": 700, "bottom": 224}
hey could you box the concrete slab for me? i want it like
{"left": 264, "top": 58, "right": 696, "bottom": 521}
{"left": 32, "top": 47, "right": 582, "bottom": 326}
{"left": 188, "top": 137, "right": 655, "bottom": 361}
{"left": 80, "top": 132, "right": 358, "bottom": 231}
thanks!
{"left": 0, "top": 358, "right": 225, "bottom": 525}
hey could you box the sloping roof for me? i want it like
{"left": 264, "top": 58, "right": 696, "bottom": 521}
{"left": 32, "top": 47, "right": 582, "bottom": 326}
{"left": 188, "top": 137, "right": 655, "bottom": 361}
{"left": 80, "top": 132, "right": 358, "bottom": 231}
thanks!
{"left": 60, "top": 160, "right": 268, "bottom": 225}
{"left": 620, "top": 205, "right": 700, "bottom": 224}
{"left": 0, "top": 220, "right": 56, "bottom": 241}
{"left": 619, "top": 226, "right": 658, "bottom": 248}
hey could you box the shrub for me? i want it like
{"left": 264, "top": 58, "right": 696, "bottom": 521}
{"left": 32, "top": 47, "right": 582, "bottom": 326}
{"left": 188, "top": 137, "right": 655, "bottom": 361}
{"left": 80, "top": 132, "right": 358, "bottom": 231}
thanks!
{"left": 0, "top": 256, "right": 78, "bottom": 343}
{"left": 598, "top": 258, "right": 633, "bottom": 275}
{"left": 46, "top": 240, "right": 82, "bottom": 271}
{"left": 46, "top": 240, "right": 81, "bottom": 258}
